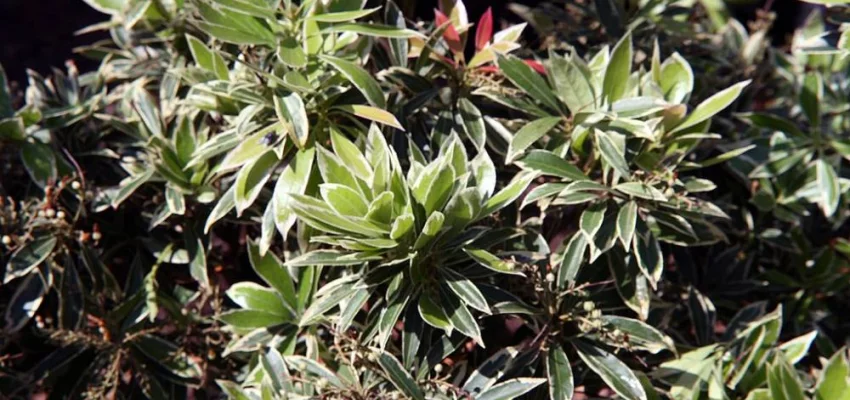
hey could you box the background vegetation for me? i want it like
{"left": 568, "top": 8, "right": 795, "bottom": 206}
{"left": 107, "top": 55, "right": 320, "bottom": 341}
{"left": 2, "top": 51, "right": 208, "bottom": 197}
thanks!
{"left": 1, "top": 0, "right": 850, "bottom": 399}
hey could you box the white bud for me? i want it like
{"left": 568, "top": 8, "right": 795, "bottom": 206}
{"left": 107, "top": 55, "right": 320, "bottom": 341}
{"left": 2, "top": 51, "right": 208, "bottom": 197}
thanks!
{"left": 582, "top": 301, "right": 595, "bottom": 312}
{"left": 92, "top": 232, "right": 102, "bottom": 241}
{"left": 433, "top": 363, "right": 444, "bottom": 373}
{"left": 45, "top": 208, "right": 56, "bottom": 218}
{"left": 71, "top": 181, "right": 81, "bottom": 190}
{"left": 1, "top": 235, "right": 11, "bottom": 245}
{"left": 56, "top": 211, "right": 66, "bottom": 220}
{"left": 545, "top": 272, "right": 555, "bottom": 283}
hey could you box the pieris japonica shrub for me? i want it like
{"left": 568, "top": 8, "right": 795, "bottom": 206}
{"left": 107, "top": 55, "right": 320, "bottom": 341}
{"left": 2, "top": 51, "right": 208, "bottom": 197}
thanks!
{"left": 2, "top": 0, "right": 850, "bottom": 399}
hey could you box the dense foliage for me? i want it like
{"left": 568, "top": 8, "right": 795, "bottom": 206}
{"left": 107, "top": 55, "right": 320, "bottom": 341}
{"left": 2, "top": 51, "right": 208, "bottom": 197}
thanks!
{"left": 2, "top": 0, "right": 850, "bottom": 399}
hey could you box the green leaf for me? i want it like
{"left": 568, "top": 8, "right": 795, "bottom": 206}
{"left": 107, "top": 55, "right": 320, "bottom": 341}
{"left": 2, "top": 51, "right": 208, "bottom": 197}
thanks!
{"left": 688, "top": 286, "right": 716, "bottom": 345}
{"left": 557, "top": 233, "right": 588, "bottom": 290}
{"left": 284, "top": 356, "right": 346, "bottom": 388}
{"left": 749, "top": 149, "right": 810, "bottom": 178}
{"left": 459, "top": 98, "right": 486, "bottom": 149}
{"left": 4, "top": 236, "right": 57, "bottom": 284}
{"left": 440, "top": 286, "right": 483, "bottom": 344}
{"left": 274, "top": 93, "right": 309, "bottom": 148}
{"left": 112, "top": 169, "right": 155, "bottom": 208}
{"left": 596, "top": 129, "right": 630, "bottom": 177}
{"left": 288, "top": 194, "right": 389, "bottom": 237}
{"left": 413, "top": 163, "right": 454, "bottom": 216}
{"left": 247, "top": 241, "right": 298, "bottom": 309}
{"left": 261, "top": 347, "right": 291, "bottom": 392}
{"left": 195, "top": 1, "right": 275, "bottom": 45}
{"left": 329, "top": 127, "right": 373, "bottom": 182}
{"left": 691, "top": 144, "right": 755, "bottom": 170}
{"left": 801, "top": 72, "right": 823, "bottom": 128}
{"left": 376, "top": 350, "right": 425, "bottom": 400}
{"left": 218, "top": 129, "right": 275, "bottom": 171}
{"left": 659, "top": 53, "right": 693, "bottom": 104}
{"left": 603, "top": 32, "right": 633, "bottom": 103}
{"left": 0, "top": 59, "right": 14, "bottom": 118}
{"left": 385, "top": 1, "right": 409, "bottom": 67}
{"left": 779, "top": 331, "right": 818, "bottom": 364}
{"left": 205, "top": 185, "right": 236, "bottom": 233}
{"left": 185, "top": 230, "right": 209, "bottom": 288}
{"left": 216, "top": 381, "right": 251, "bottom": 400}
{"left": 20, "top": 142, "right": 57, "bottom": 188}
{"left": 617, "top": 201, "right": 638, "bottom": 248}
{"left": 234, "top": 150, "right": 278, "bottom": 214}
{"left": 463, "top": 346, "right": 521, "bottom": 394}
{"left": 549, "top": 51, "right": 596, "bottom": 114}
{"left": 506, "top": 117, "right": 561, "bottom": 163}
{"left": 212, "top": 0, "right": 274, "bottom": 19}
{"left": 299, "top": 279, "right": 357, "bottom": 326}
{"left": 522, "top": 183, "right": 569, "bottom": 208}
{"left": 580, "top": 202, "right": 607, "bottom": 240}
{"left": 320, "top": 54, "right": 386, "bottom": 108}
{"left": 273, "top": 148, "right": 315, "bottom": 242}
{"left": 277, "top": 36, "right": 307, "bottom": 68}
{"left": 574, "top": 340, "right": 647, "bottom": 400}
{"left": 497, "top": 54, "right": 562, "bottom": 113}
{"left": 133, "top": 87, "right": 162, "bottom": 137}
{"left": 414, "top": 211, "right": 445, "bottom": 250}
{"left": 5, "top": 264, "right": 50, "bottom": 333}
{"left": 816, "top": 159, "right": 840, "bottom": 217}
{"left": 815, "top": 349, "right": 850, "bottom": 400}
{"left": 219, "top": 309, "right": 288, "bottom": 329}
{"left": 308, "top": 8, "right": 379, "bottom": 22}
{"left": 186, "top": 35, "right": 228, "bottom": 80}
{"left": 445, "top": 271, "right": 491, "bottom": 314}
{"left": 482, "top": 172, "right": 537, "bottom": 216}
{"left": 320, "top": 183, "right": 369, "bottom": 217}
{"left": 0, "top": 117, "right": 26, "bottom": 141}
{"left": 418, "top": 292, "right": 452, "bottom": 331}
{"left": 391, "top": 214, "right": 415, "bottom": 240}
{"left": 671, "top": 80, "right": 750, "bottom": 134}
{"left": 476, "top": 378, "right": 547, "bottom": 400}
{"left": 633, "top": 225, "right": 663, "bottom": 286}
{"left": 320, "top": 23, "right": 421, "bottom": 38}
{"left": 286, "top": 250, "right": 382, "bottom": 267}
{"left": 768, "top": 357, "right": 806, "bottom": 400}
{"left": 600, "top": 316, "right": 675, "bottom": 354}
{"left": 615, "top": 182, "right": 667, "bottom": 201}
{"left": 226, "top": 282, "right": 289, "bottom": 317}
{"left": 335, "top": 105, "right": 403, "bottom": 130}
{"left": 464, "top": 248, "right": 524, "bottom": 276}
{"left": 547, "top": 345, "right": 574, "bottom": 400}
{"left": 516, "top": 150, "right": 589, "bottom": 181}
{"left": 737, "top": 112, "right": 805, "bottom": 138}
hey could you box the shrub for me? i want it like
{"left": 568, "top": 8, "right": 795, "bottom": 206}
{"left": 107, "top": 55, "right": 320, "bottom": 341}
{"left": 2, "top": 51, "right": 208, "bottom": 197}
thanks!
{"left": 2, "top": 0, "right": 850, "bottom": 399}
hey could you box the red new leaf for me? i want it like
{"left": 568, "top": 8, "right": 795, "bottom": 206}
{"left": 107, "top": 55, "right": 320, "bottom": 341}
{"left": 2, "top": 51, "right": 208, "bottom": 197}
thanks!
{"left": 524, "top": 59, "right": 546, "bottom": 75}
{"left": 435, "top": 9, "right": 464, "bottom": 56}
{"left": 475, "top": 7, "right": 493, "bottom": 51}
